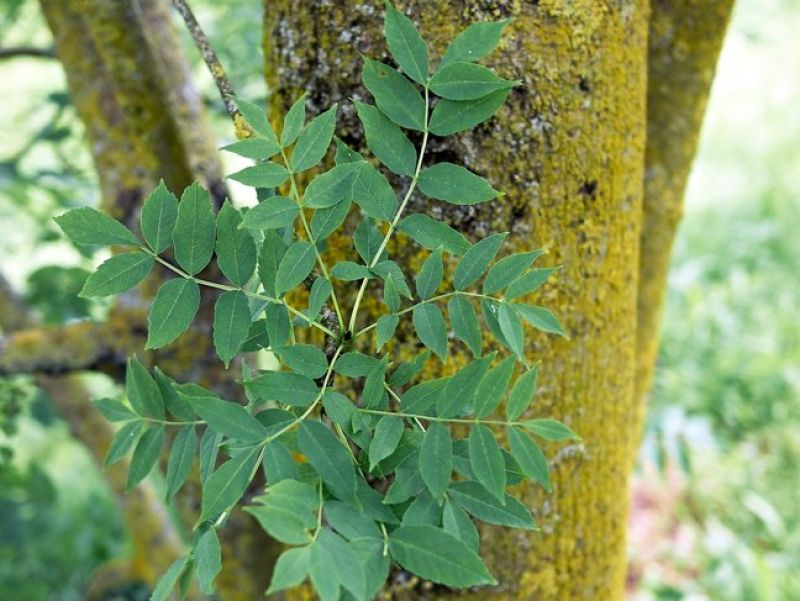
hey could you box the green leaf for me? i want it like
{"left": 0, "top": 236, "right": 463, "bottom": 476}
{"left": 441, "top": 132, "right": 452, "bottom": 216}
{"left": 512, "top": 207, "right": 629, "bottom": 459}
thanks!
{"left": 275, "top": 344, "right": 328, "bottom": 379}
{"left": 141, "top": 180, "right": 179, "bottom": 253}
{"left": 384, "top": 1, "right": 429, "bottom": 84}
{"left": 258, "top": 230, "right": 287, "bottom": 296}
{"left": 468, "top": 424, "right": 506, "bottom": 502}
{"left": 481, "top": 298, "right": 510, "bottom": 349}
{"left": 397, "top": 213, "right": 470, "bottom": 255}
{"left": 325, "top": 501, "right": 382, "bottom": 540}
{"left": 402, "top": 490, "right": 441, "bottom": 525}
{"left": 331, "top": 261, "right": 371, "bottom": 281}
{"left": 419, "top": 422, "right": 451, "bottom": 503}
{"left": 355, "top": 100, "right": 416, "bottom": 176}
{"left": 362, "top": 360, "right": 388, "bottom": 409}
{"left": 385, "top": 453, "right": 425, "bottom": 504}
{"left": 371, "top": 260, "right": 413, "bottom": 299}
{"left": 153, "top": 368, "right": 194, "bottom": 421}
{"left": 276, "top": 241, "right": 316, "bottom": 295}
{"left": 228, "top": 162, "right": 290, "bottom": 188}
{"left": 448, "top": 481, "right": 537, "bottom": 529}
{"left": 512, "top": 303, "right": 567, "bottom": 337}
{"left": 173, "top": 182, "right": 216, "bottom": 275}
{"left": 482, "top": 250, "right": 545, "bottom": 294}
{"left": 150, "top": 556, "right": 190, "bottom": 601}
{"left": 127, "top": 424, "right": 165, "bottom": 490}
{"left": 265, "top": 303, "right": 290, "bottom": 346}
{"left": 443, "top": 499, "right": 480, "bottom": 552}
{"left": 246, "top": 371, "right": 319, "bottom": 407}
{"left": 80, "top": 252, "right": 153, "bottom": 297}
{"left": 55, "top": 207, "right": 139, "bottom": 247}
{"left": 416, "top": 249, "right": 442, "bottom": 300}
{"left": 506, "top": 427, "right": 551, "bottom": 492}
{"left": 506, "top": 365, "right": 538, "bottom": 421}
{"left": 334, "top": 137, "right": 364, "bottom": 164}
{"left": 352, "top": 538, "right": 391, "bottom": 601}
{"left": 354, "top": 219, "right": 386, "bottom": 265}
{"left": 304, "top": 163, "right": 359, "bottom": 209}
{"left": 418, "top": 162, "right": 499, "bottom": 205}
{"left": 454, "top": 233, "right": 506, "bottom": 290}
{"left": 440, "top": 19, "right": 511, "bottom": 66}
{"left": 447, "top": 295, "right": 482, "bottom": 357}
{"left": 361, "top": 58, "right": 425, "bottom": 131}
{"left": 281, "top": 93, "right": 307, "bottom": 147}
{"left": 213, "top": 290, "right": 252, "bottom": 366}
{"left": 429, "top": 62, "right": 518, "bottom": 100}
{"left": 375, "top": 314, "right": 399, "bottom": 351}
{"left": 322, "top": 391, "right": 357, "bottom": 429}
{"left": 388, "top": 349, "right": 429, "bottom": 386}
{"left": 93, "top": 398, "right": 137, "bottom": 422}
{"left": 352, "top": 162, "right": 398, "bottom": 222}
{"left": 241, "top": 319, "right": 270, "bottom": 352}
{"left": 215, "top": 202, "right": 256, "bottom": 286}
{"left": 165, "top": 425, "right": 196, "bottom": 503}
{"left": 246, "top": 479, "right": 318, "bottom": 544}
{"left": 290, "top": 105, "right": 337, "bottom": 172}
{"left": 307, "top": 277, "right": 332, "bottom": 319}
{"left": 199, "top": 429, "right": 221, "bottom": 485}
{"left": 262, "top": 441, "right": 298, "bottom": 484}
{"left": 505, "top": 267, "right": 558, "bottom": 300}
{"left": 104, "top": 420, "right": 143, "bottom": 467}
{"left": 437, "top": 354, "right": 493, "bottom": 417}
{"left": 298, "top": 420, "right": 358, "bottom": 504}
{"left": 146, "top": 278, "right": 200, "bottom": 349}
{"left": 401, "top": 378, "right": 445, "bottom": 415}
{"left": 242, "top": 196, "right": 299, "bottom": 231}
{"left": 182, "top": 394, "right": 267, "bottom": 442}
{"left": 412, "top": 303, "right": 447, "bottom": 361}
{"left": 267, "top": 546, "right": 310, "bottom": 594}
{"left": 474, "top": 355, "right": 515, "bottom": 418}
{"left": 194, "top": 528, "right": 222, "bottom": 595}
{"left": 235, "top": 98, "right": 279, "bottom": 145}
{"left": 126, "top": 356, "right": 165, "bottom": 419}
{"left": 388, "top": 525, "right": 495, "bottom": 587}
{"left": 310, "top": 197, "right": 352, "bottom": 240}
{"left": 222, "top": 137, "right": 279, "bottom": 160}
{"left": 335, "top": 352, "right": 380, "bottom": 377}
{"left": 429, "top": 89, "right": 510, "bottom": 136}
{"left": 521, "top": 418, "right": 579, "bottom": 441}
{"left": 498, "top": 302, "right": 525, "bottom": 360}
{"left": 369, "top": 415, "right": 404, "bottom": 471}
{"left": 200, "top": 447, "right": 260, "bottom": 521}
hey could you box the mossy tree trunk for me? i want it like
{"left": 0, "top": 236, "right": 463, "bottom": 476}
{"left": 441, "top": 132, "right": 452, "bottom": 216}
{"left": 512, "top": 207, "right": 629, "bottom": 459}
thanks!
{"left": 5, "top": 0, "right": 733, "bottom": 598}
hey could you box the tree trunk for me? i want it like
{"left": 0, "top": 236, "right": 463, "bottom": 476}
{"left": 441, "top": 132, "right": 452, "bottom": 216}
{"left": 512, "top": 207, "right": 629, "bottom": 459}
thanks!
{"left": 265, "top": 2, "right": 648, "bottom": 598}
{"left": 634, "top": 0, "right": 734, "bottom": 446}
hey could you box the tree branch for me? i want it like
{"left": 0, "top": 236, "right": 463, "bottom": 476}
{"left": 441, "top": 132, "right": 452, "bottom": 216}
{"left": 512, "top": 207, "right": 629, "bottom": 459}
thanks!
{"left": 0, "top": 46, "right": 56, "bottom": 60}
{"left": 0, "top": 320, "right": 132, "bottom": 376}
{"left": 170, "top": 0, "right": 250, "bottom": 136}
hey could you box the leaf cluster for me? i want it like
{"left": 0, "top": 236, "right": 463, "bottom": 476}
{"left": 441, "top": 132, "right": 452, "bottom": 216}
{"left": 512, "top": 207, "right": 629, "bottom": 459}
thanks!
{"left": 57, "top": 5, "right": 577, "bottom": 599}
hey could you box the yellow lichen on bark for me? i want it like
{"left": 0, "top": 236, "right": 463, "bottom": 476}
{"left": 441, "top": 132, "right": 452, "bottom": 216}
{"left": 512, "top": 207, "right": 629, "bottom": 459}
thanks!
{"left": 265, "top": 1, "right": 648, "bottom": 598}
{"left": 634, "top": 0, "right": 735, "bottom": 446}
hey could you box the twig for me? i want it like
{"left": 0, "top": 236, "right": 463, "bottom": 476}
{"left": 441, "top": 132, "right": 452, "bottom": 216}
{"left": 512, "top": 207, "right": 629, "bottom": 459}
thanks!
{"left": 170, "top": 0, "right": 244, "bottom": 130}
{"left": 0, "top": 47, "right": 55, "bottom": 60}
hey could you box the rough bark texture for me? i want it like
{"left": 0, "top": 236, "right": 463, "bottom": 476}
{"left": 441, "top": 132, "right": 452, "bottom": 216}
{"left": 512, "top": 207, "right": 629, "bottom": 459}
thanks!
{"left": 37, "top": 0, "right": 276, "bottom": 596}
{"left": 634, "top": 0, "right": 735, "bottom": 443}
{"left": 265, "top": 1, "right": 648, "bottom": 598}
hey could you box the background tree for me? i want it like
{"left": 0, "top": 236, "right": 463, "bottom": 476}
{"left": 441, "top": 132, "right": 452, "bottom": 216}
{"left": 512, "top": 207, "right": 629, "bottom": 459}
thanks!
{"left": 0, "top": 0, "right": 734, "bottom": 598}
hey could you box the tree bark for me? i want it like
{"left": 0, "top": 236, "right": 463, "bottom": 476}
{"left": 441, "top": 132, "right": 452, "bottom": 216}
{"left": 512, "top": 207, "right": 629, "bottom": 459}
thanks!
{"left": 265, "top": 1, "right": 648, "bottom": 598}
{"left": 634, "top": 0, "right": 735, "bottom": 445}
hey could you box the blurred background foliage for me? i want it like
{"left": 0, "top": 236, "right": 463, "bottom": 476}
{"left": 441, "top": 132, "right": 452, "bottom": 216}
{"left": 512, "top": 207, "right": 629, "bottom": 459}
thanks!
{"left": 0, "top": 0, "right": 797, "bottom": 599}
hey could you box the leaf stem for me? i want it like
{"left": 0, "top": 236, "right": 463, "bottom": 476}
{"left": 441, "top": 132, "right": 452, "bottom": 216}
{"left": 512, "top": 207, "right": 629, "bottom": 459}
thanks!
{"left": 281, "top": 149, "right": 346, "bottom": 332}
{"left": 144, "top": 248, "right": 337, "bottom": 338}
{"left": 356, "top": 407, "right": 521, "bottom": 428}
{"left": 347, "top": 85, "right": 431, "bottom": 334}
{"left": 354, "top": 290, "right": 501, "bottom": 339}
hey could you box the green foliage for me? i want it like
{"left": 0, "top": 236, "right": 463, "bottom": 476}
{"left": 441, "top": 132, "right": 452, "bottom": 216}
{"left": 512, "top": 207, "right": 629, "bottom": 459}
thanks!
{"left": 54, "top": 5, "right": 575, "bottom": 598}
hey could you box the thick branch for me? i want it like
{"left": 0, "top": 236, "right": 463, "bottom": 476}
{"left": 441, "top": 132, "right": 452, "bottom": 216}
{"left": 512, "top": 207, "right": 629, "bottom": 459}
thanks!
{"left": 634, "top": 0, "right": 735, "bottom": 445}
{"left": 0, "top": 320, "right": 131, "bottom": 376}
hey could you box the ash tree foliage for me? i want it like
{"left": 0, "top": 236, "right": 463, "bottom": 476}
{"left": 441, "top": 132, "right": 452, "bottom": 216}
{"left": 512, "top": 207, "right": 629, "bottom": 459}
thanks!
{"left": 56, "top": 4, "right": 577, "bottom": 599}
